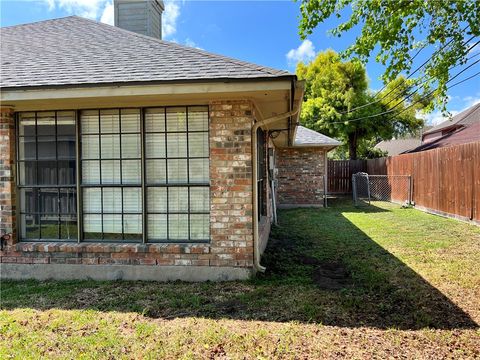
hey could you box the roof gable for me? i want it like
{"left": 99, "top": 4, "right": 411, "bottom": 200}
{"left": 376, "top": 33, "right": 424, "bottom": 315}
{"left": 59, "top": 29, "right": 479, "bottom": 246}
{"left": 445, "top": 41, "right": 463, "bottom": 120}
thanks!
{"left": 374, "top": 138, "right": 422, "bottom": 156}
{"left": 424, "top": 103, "right": 480, "bottom": 135}
{"left": 293, "top": 126, "right": 341, "bottom": 147}
{"left": 0, "top": 16, "right": 292, "bottom": 89}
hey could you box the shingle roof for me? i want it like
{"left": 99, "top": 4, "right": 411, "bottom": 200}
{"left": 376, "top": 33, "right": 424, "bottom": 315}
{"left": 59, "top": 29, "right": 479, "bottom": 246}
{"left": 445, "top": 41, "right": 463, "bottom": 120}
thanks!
{"left": 374, "top": 138, "right": 422, "bottom": 156}
{"left": 293, "top": 126, "right": 341, "bottom": 147}
{"left": 423, "top": 103, "right": 480, "bottom": 135}
{"left": 0, "top": 16, "right": 293, "bottom": 89}
{"left": 408, "top": 121, "right": 480, "bottom": 153}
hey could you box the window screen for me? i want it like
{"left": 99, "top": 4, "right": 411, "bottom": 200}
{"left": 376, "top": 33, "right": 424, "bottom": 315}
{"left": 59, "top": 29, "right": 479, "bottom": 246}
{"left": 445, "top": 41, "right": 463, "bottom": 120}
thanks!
{"left": 17, "top": 111, "right": 77, "bottom": 240}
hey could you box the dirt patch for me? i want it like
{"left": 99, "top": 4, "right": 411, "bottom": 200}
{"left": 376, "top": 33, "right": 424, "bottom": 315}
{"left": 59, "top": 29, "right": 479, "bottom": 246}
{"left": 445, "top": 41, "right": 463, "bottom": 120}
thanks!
{"left": 298, "top": 255, "right": 321, "bottom": 266}
{"left": 214, "top": 300, "right": 248, "bottom": 315}
{"left": 313, "top": 262, "right": 351, "bottom": 290}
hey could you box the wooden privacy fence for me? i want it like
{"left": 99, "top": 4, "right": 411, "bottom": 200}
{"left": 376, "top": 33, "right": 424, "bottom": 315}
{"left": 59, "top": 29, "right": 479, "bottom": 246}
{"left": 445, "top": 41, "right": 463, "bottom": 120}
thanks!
{"left": 366, "top": 142, "right": 480, "bottom": 222}
{"left": 327, "top": 159, "right": 366, "bottom": 193}
{"left": 328, "top": 142, "right": 480, "bottom": 222}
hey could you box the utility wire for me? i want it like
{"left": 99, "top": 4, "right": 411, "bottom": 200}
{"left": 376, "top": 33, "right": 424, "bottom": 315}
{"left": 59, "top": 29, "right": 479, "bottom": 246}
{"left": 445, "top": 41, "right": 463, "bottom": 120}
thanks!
{"left": 327, "top": 58, "right": 480, "bottom": 125}
{"left": 383, "top": 69, "right": 480, "bottom": 121}
{"left": 377, "top": 41, "right": 480, "bottom": 111}
{"left": 340, "top": 30, "right": 475, "bottom": 115}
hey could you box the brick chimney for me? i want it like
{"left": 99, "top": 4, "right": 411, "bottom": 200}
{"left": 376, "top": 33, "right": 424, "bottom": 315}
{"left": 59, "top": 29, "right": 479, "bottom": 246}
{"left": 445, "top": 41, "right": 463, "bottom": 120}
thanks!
{"left": 114, "top": 0, "right": 165, "bottom": 40}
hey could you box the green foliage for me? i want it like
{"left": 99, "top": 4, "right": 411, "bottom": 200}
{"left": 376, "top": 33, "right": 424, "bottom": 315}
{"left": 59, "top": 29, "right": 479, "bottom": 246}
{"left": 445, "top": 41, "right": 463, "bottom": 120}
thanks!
{"left": 298, "top": 0, "right": 480, "bottom": 109}
{"left": 329, "top": 139, "right": 387, "bottom": 160}
{"left": 297, "top": 50, "right": 423, "bottom": 159}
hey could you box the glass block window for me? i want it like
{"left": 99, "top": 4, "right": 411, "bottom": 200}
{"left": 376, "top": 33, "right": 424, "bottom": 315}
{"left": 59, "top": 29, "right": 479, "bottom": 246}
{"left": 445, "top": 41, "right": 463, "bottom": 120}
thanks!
{"left": 80, "top": 109, "right": 142, "bottom": 241}
{"left": 145, "top": 107, "right": 210, "bottom": 242}
{"left": 17, "top": 111, "right": 77, "bottom": 240}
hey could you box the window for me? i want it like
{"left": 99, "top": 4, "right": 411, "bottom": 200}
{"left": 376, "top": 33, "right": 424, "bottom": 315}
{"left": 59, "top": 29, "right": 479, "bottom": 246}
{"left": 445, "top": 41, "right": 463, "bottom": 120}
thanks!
{"left": 17, "top": 111, "right": 77, "bottom": 240}
{"left": 81, "top": 109, "right": 142, "bottom": 241}
{"left": 145, "top": 107, "right": 210, "bottom": 242}
{"left": 257, "top": 129, "right": 267, "bottom": 219}
{"left": 17, "top": 106, "right": 210, "bottom": 243}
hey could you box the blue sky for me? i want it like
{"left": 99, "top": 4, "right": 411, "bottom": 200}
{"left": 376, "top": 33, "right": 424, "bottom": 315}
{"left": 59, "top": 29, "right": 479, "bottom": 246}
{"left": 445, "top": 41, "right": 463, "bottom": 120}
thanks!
{"left": 1, "top": 0, "right": 479, "bottom": 124}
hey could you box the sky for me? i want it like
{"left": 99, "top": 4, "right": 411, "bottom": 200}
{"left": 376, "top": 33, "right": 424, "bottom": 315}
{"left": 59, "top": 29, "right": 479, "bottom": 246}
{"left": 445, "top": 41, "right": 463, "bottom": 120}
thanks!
{"left": 1, "top": 0, "right": 479, "bottom": 125}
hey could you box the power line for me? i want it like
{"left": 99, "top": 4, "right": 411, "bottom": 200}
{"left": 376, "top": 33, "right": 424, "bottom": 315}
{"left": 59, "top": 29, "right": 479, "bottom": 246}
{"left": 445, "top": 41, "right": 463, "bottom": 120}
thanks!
{"left": 385, "top": 40, "right": 480, "bottom": 106}
{"left": 377, "top": 43, "right": 480, "bottom": 111}
{"left": 327, "top": 58, "right": 480, "bottom": 125}
{"left": 340, "top": 30, "right": 475, "bottom": 115}
{"left": 384, "top": 69, "right": 480, "bottom": 121}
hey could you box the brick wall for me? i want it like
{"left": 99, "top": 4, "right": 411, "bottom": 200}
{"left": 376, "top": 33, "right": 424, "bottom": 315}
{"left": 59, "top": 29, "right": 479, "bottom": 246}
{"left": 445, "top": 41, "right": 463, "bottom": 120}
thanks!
{"left": 0, "top": 107, "right": 16, "bottom": 246}
{"left": 276, "top": 147, "right": 326, "bottom": 207}
{"left": 209, "top": 100, "right": 254, "bottom": 267}
{"left": 0, "top": 101, "right": 256, "bottom": 270}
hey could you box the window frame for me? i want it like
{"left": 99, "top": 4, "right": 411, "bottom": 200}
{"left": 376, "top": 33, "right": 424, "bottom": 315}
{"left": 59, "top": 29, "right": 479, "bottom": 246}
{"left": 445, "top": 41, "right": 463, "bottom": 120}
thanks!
{"left": 79, "top": 108, "right": 143, "bottom": 242}
{"left": 15, "top": 111, "right": 78, "bottom": 242}
{"left": 257, "top": 128, "right": 267, "bottom": 219}
{"left": 16, "top": 106, "right": 211, "bottom": 244}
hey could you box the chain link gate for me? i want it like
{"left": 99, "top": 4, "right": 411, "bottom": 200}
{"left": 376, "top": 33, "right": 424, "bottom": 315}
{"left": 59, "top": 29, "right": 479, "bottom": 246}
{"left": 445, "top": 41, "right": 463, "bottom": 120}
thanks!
{"left": 352, "top": 173, "right": 412, "bottom": 206}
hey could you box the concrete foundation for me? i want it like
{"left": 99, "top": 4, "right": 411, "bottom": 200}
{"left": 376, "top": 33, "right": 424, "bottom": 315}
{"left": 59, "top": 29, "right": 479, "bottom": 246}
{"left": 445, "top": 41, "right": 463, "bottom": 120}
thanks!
{"left": 1, "top": 264, "right": 252, "bottom": 282}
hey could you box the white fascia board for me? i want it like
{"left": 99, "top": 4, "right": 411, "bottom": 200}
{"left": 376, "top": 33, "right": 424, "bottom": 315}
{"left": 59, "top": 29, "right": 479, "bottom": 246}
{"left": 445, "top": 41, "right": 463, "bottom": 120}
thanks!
{"left": 1, "top": 80, "right": 292, "bottom": 102}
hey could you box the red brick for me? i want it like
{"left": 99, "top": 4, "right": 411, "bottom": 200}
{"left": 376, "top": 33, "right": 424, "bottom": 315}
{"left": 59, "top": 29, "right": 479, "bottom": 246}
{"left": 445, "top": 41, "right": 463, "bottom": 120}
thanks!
{"left": 32, "top": 257, "right": 50, "bottom": 264}
{"left": 82, "top": 258, "right": 99, "bottom": 265}
{"left": 16, "top": 257, "right": 33, "bottom": 264}
{"left": 276, "top": 147, "right": 326, "bottom": 206}
{"left": 139, "top": 258, "right": 156, "bottom": 265}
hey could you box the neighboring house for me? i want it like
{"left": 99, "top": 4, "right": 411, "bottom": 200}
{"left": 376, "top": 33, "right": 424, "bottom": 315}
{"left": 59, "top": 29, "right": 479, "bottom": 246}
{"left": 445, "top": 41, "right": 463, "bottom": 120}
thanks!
{"left": 277, "top": 126, "right": 340, "bottom": 207}
{"left": 408, "top": 103, "right": 480, "bottom": 153}
{"left": 0, "top": 2, "right": 339, "bottom": 281}
{"left": 374, "top": 138, "right": 422, "bottom": 156}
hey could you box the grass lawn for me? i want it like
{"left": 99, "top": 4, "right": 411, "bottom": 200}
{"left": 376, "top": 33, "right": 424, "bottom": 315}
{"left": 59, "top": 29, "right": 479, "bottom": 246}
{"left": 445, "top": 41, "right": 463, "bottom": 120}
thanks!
{"left": 1, "top": 199, "right": 479, "bottom": 359}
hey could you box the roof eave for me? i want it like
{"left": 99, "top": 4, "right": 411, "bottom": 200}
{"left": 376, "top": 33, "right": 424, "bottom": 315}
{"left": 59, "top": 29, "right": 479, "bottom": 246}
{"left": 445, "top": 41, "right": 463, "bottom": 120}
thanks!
{"left": 0, "top": 74, "right": 297, "bottom": 92}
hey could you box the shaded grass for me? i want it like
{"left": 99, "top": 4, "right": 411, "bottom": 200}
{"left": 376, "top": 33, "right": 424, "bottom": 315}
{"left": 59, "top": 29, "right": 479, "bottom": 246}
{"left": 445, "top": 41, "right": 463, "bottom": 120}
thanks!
{"left": 1, "top": 199, "right": 480, "bottom": 358}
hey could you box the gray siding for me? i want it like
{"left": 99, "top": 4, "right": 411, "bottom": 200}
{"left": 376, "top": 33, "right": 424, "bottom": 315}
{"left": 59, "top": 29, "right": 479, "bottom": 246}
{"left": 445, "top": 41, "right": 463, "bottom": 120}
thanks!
{"left": 114, "top": 0, "right": 164, "bottom": 39}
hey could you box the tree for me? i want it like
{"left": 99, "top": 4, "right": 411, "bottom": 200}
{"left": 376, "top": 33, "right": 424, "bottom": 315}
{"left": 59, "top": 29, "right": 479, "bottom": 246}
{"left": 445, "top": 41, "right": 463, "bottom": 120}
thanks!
{"left": 297, "top": 50, "right": 423, "bottom": 159}
{"left": 298, "top": 0, "right": 480, "bottom": 109}
{"left": 329, "top": 139, "right": 387, "bottom": 160}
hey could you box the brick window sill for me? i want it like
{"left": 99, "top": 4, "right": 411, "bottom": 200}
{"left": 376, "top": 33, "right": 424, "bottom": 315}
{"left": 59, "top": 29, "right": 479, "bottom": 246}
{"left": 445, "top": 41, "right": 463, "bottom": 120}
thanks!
{"left": 15, "top": 242, "right": 210, "bottom": 255}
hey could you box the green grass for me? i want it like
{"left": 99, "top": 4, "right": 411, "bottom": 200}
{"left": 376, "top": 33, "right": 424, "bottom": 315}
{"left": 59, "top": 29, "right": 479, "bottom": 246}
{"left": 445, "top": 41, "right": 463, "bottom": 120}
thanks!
{"left": 1, "top": 199, "right": 479, "bottom": 359}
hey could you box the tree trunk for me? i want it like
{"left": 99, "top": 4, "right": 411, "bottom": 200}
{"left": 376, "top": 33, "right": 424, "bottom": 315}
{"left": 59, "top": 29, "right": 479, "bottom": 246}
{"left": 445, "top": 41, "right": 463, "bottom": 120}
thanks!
{"left": 348, "top": 132, "right": 358, "bottom": 160}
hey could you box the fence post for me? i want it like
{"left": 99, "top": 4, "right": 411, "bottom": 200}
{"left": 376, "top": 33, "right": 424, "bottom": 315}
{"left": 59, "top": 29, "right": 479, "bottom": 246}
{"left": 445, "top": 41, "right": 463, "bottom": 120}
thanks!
{"left": 323, "top": 174, "right": 328, "bottom": 208}
{"left": 366, "top": 173, "right": 371, "bottom": 205}
{"left": 352, "top": 174, "right": 356, "bottom": 205}
{"left": 408, "top": 175, "right": 413, "bottom": 205}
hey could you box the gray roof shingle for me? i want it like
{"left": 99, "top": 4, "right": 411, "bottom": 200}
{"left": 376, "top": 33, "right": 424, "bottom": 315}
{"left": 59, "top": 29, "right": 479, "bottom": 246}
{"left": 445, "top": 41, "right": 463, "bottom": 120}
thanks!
{"left": 0, "top": 16, "right": 293, "bottom": 89}
{"left": 294, "top": 126, "right": 341, "bottom": 147}
{"left": 374, "top": 138, "right": 422, "bottom": 156}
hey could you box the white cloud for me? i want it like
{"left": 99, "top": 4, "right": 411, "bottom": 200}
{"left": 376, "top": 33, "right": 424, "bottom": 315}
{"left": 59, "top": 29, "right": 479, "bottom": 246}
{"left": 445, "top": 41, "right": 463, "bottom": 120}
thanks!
{"left": 420, "top": 93, "right": 480, "bottom": 126}
{"left": 162, "top": 1, "right": 180, "bottom": 39}
{"left": 42, "top": 0, "right": 181, "bottom": 34}
{"left": 100, "top": 0, "right": 113, "bottom": 25}
{"left": 185, "top": 38, "right": 203, "bottom": 50}
{"left": 462, "top": 95, "right": 480, "bottom": 108}
{"left": 422, "top": 110, "right": 459, "bottom": 126}
{"left": 43, "top": 0, "right": 107, "bottom": 20}
{"left": 286, "top": 40, "right": 316, "bottom": 65}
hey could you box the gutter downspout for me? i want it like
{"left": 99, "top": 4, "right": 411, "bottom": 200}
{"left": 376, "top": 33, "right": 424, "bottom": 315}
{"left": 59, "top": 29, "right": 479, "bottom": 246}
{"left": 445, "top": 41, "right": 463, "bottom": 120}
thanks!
{"left": 252, "top": 106, "right": 300, "bottom": 272}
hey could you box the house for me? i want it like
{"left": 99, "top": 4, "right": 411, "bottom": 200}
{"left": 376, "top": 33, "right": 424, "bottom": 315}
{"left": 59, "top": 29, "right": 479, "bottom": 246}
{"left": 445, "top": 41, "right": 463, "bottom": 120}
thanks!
{"left": 0, "top": 2, "right": 339, "bottom": 281}
{"left": 374, "top": 138, "right": 422, "bottom": 156}
{"left": 407, "top": 103, "right": 480, "bottom": 153}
